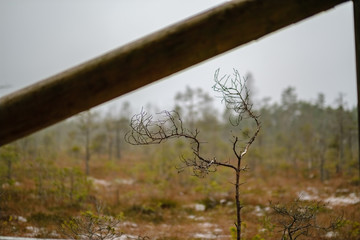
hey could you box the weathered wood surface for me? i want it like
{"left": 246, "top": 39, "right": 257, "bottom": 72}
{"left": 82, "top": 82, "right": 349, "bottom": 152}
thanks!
{"left": 353, "top": 0, "right": 360, "bottom": 179}
{"left": 0, "top": 0, "right": 349, "bottom": 146}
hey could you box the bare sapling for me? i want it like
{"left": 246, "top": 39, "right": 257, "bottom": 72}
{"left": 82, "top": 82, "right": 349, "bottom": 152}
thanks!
{"left": 269, "top": 198, "right": 343, "bottom": 240}
{"left": 125, "top": 69, "right": 261, "bottom": 240}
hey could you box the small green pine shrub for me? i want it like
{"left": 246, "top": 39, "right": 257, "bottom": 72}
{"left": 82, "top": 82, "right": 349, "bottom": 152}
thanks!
{"left": 61, "top": 210, "right": 124, "bottom": 240}
{"left": 269, "top": 198, "right": 342, "bottom": 240}
{"left": 336, "top": 219, "right": 360, "bottom": 240}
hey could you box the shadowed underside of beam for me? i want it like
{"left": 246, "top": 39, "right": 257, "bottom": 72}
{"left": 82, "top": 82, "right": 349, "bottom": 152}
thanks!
{"left": 0, "top": 0, "right": 349, "bottom": 146}
{"left": 353, "top": 0, "right": 360, "bottom": 179}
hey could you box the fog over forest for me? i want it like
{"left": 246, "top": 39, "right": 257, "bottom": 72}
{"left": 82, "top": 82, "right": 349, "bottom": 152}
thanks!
{"left": 1, "top": 79, "right": 359, "bottom": 239}
{"left": 0, "top": 1, "right": 359, "bottom": 239}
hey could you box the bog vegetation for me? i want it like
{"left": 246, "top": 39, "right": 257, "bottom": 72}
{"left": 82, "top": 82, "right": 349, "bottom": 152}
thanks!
{"left": 0, "top": 71, "right": 359, "bottom": 239}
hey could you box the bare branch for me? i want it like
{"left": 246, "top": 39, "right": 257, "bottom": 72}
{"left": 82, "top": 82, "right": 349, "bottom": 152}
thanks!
{"left": 125, "top": 108, "right": 236, "bottom": 177}
{"left": 214, "top": 69, "right": 261, "bottom": 159}
{"left": 269, "top": 199, "right": 343, "bottom": 240}
{"left": 126, "top": 68, "right": 262, "bottom": 240}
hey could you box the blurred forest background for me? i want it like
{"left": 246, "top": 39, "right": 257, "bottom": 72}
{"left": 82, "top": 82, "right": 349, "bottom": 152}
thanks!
{"left": 0, "top": 83, "right": 359, "bottom": 239}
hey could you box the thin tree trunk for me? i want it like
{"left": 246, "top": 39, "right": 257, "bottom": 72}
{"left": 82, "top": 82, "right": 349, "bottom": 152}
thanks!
{"left": 320, "top": 156, "right": 326, "bottom": 182}
{"left": 115, "top": 127, "right": 121, "bottom": 160}
{"left": 85, "top": 128, "right": 90, "bottom": 176}
{"left": 338, "top": 113, "right": 344, "bottom": 174}
{"left": 235, "top": 157, "right": 242, "bottom": 240}
{"left": 108, "top": 136, "right": 113, "bottom": 160}
{"left": 70, "top": 171, "right": 74, "bottom": 202}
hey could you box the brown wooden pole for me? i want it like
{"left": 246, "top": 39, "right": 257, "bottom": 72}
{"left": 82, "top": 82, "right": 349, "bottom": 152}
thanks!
{"left": 0, "top": 0, "right": 349, "bottom": 146}
{"left": 353, "top": 0, "right": 360, "bottom": 181}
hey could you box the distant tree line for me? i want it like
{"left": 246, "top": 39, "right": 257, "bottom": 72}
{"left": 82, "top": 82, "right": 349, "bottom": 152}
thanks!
{"left": 0, "top": 84, "right": 358, "bottom": 182}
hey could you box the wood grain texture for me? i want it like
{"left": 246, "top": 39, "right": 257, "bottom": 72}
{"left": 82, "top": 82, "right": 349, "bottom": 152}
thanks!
{"left": 353, "top": 0, "right": 360, "bottom": 179}
{"left": 0, "top": 0, "right": 349, "bottom": 146}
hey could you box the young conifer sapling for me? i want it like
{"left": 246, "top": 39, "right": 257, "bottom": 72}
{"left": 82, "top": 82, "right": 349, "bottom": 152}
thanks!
{"left": 126, "top": 69, "right": 261, "bottom": 240}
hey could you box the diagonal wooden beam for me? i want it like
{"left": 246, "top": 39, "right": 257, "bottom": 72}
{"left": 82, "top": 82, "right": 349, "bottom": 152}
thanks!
{"left": 353, "top": 0, "right": 360, "bottom": 181}
{"left": 0, "top": 0, "right": 349, "bottom": 146}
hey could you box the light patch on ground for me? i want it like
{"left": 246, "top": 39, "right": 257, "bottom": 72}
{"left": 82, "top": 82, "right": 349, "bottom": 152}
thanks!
{"left": 325, "top": 231, "right": 338, "bottom": 238}
{"left": 184, "top": 203, "right": 206, "bottom": 211}
{"left": 325, "top": 193, "right": 360, "bottom": 206}
{"left": 11, "top": 216, "right": 27, "bottom": 223}
{"left": 191, "top": 221, "right": 230, "bottom": 239}
{"left": 193, "top": 233, "right": 217, "bottom": 239}
{"left": 117, "top": 235, "right": 141, "bottom": 240}
{"left": 1, "top": 182, "right": 21, "bottom": 189}
{"left": 297, "top": 187, "right": 320, "bottom": 201}
{"left": 24, "top": 226, "right": 47, "bottom": 237}
{"left": 198, "top": 222, "right": 214, "bottom": 228}
{"left": 253, "top": 206, "right": 264, "bottom": 217}
{"left": 298, "top": 190, "right": 318, "bottom": 201}
{"left": 252, "top": 205, "right": 271, "bottom": 217}
{"left": 88, "top": 177, "right": 112, "bottom": 189}
{"left": 115, "top": 178, "right": 135, "bottom": 185}
{"left": 297, "top": 188, "right": 360, "bottom": 206}
{"left": 335, "top": 188, "right": 350, "bottom": 194}
{"left": 120, "top": 221, "right": 138, "bottom": 229}
{"left": 188, "top": 215, "right": 207, "bottom": 221}
{"left": 193, "top": 232, "right": 230, "bottom": 239}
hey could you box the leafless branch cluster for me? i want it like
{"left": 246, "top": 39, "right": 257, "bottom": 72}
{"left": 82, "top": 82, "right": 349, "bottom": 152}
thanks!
{"left": 61, "top": 211, "right": 123, "bottom": 240}
{"left": 270, "top": 199, "right": 342, "bottom": 240}
{"left": 125, "top": 69, "right": 261, "bottom": 240}
{"left": 213, "top": 69, "right": 261, "bottom": 160}
{"left": 178, "top": 155, "right": 217, "bottom": 178}
{"left": 125, "top": 109, "right": 236, "bottom": 177}
{"left": 213, "top": 69, "right": 258, "bottom": 125}
{"left": 126, "top": 110, "right": 188, "bottom": 145}
{"left": 125, "top": 69, "right": 261, "bottom": 180}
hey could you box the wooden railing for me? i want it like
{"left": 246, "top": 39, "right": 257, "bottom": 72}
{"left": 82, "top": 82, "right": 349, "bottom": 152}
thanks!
{"left": 0, "top": 0, "right": 351, "bottom": 146}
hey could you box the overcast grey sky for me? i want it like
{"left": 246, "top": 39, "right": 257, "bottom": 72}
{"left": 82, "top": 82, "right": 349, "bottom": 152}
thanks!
{"left": 0, "top": 0, "right": 356, "bottom": 114}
